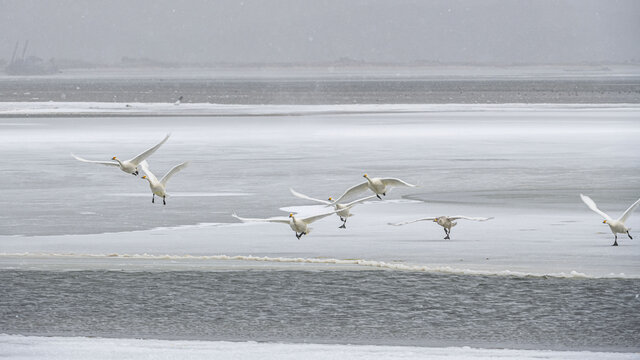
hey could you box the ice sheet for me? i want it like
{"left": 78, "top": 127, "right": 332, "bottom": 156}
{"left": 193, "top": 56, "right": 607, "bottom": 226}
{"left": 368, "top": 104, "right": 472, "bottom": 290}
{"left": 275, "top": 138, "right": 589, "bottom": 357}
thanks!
{"left": 0, "top": 334, "right": 636, "bottom": 360}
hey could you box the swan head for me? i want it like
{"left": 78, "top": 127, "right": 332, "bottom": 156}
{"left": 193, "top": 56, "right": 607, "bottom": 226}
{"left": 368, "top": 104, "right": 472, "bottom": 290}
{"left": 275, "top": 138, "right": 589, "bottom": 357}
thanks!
{"left": 363, "top": 174, "right": 368, "bottom": 178}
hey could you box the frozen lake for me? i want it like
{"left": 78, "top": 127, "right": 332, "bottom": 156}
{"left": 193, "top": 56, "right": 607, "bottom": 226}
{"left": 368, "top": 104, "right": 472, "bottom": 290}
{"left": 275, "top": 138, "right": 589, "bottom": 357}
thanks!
{"left": 1, "top": 102, "right": 640, "bottom": 354}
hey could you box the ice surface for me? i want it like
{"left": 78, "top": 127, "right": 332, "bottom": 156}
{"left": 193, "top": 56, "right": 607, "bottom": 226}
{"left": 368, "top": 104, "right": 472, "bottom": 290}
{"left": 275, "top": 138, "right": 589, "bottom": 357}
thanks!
{"left": 0, "top": 334, "right": 637, "bottom": 360}
{"left": 0, "top": 104, "right": 639, "bottom": 277}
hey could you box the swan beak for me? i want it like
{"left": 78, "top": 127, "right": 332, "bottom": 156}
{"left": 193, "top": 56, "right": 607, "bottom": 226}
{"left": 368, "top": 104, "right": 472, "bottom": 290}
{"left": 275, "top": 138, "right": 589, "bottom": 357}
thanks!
{"left": 112, "top": 156, "right": 117, "bottom": 160}
{"left": 603, "top": 220, "right": 607, "bottom": 224}
{"left": 289, "top": 213, "right": 293, "bottom": 218}
{"left": 363, "top": 174, "right": 368, "bottom": 178}
{"left": 433, "top": 219, "right": 438, "bottom": 222}
{"left": 328, "top": 197, "right": 333, "bottom": 201}
{"left": 142, "top": 176, "right": 147, "bottom": 179}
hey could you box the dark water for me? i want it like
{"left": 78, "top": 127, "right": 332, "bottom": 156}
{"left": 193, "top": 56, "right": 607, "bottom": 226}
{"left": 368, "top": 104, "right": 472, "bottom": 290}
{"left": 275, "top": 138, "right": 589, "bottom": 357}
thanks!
{"left": 1, "top": 77, "right": 639, "bottom": 104}
{"left": 1, "top": 270, "right": 638, "bottom": 351}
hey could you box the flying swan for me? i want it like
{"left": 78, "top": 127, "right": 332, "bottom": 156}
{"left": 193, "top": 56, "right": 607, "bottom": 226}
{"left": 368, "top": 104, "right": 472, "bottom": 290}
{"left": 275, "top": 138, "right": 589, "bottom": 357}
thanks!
{"left": 331, "top": 174, "right": 416, "bottom": 203}
{"left": 580, "top": 194, "right": 640, "bottom": 246}
{"left": 289, "top": 188, "right": 377, "bottom": 228}
{"left": 140, "top": 160, "right": 189, "bottom": 205}
{"left": 71, "top": 133, "right": 170, "bottom": 176}
{"left": 232, "top": 209, "right": 346, "bottom": 239}
{"left": 389, "top": 216, "right": 493, "bottom": 240}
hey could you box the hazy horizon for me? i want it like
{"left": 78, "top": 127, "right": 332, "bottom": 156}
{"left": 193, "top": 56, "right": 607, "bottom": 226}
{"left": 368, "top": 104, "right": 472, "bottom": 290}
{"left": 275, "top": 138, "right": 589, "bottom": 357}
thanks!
{"left": 2, "top": 0, "right": 640, "bottom": 66}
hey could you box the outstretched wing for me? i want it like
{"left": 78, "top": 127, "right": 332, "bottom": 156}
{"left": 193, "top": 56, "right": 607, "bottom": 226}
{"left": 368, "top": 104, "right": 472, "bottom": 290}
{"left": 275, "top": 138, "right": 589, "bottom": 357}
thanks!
{"left": 344, "top": 195, "right": 378, "bottom": 207}
{"left": 139, "top": 161, "right": 159, "bottom": 183}
{"left": 302, "top": 208, "right": 350, "bottom": 224}
{"left": 71, "top": 153, "right": 119, "bottom": 167}
{"left": 448, "top": 216, "right": 493, "bottom": 221}
{"left": 290, "top": 188, "right": 332, "bottom": 205}
{"left": 331, "top": 181, "right": 369, "bottom": 204}
{"left": 619, "top": 197, "right": 640, "bottom": 223}
{"left": 381, "top": 178, "right": 416, "bottom": 188}
{"left": 231, "top": 213, "right": 290, "bottom": 224}
{"left": 160, "top": 161, "right": 189, "bottom": 186}
{"left": 580, "top": 194, "right": 612, "bottom": 220}
{"left": 388, "top": 217, "right": 437, "bottom": 226}
{"left": 129, "top": 133, "right": 171, "bottom": 165}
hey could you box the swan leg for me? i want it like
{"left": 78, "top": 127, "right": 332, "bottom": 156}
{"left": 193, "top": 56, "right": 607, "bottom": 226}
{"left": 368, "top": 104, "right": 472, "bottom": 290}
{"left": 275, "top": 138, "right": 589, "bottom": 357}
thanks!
{"left": 295, "top": 232, "right": 301, "bottom": 239}
{"left": 152, "top": 194, "right": 155, "bottom": 203}
{"left": 612, "top": 234, "right": 618, "bottom": 246}
{"left": 376, "top": 194, "right": 382, "bottom": 200}
{"left": 628, "top": 231, "right": 633, "bottom": 240}
{"left": 132, "top": 170, "right": 138, "bottom": 176}
{"left": 444, "top": 228, "right": 450, "bottom": 240}
{"left": 162, "top": 196, "right": 166, "bottom": 205}
{"left": 383, "top": 192, "right": 386, "bottom": 196}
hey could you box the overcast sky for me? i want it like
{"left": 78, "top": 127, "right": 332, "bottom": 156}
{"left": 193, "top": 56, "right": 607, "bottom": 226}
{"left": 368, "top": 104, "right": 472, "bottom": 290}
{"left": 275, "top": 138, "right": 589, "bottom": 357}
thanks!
{"left": 1, "top": 0, "right": 639, "bottom": 65}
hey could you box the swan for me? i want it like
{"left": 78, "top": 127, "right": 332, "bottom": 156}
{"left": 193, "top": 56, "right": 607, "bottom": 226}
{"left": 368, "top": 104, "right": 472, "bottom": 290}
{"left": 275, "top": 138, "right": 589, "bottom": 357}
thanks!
{"left": 389, "top": 216, "right": 493, "bottom": 240}
{"left": 140, "top": 160, "right": 189, "bottom": 205}
{"left": 332, "top": 174, "right": 416, "bottom": 203}
{"left": 580, "top": 194, "right": 640, "bottom": 246}
{"left": 290, "top": 188, "right": 376, "bottom": 228}
{"left": 232, "top": 208, "right": 347, "bottom": 239}
{"left": 72, "top": 133, "right": 170, "bottom": 176}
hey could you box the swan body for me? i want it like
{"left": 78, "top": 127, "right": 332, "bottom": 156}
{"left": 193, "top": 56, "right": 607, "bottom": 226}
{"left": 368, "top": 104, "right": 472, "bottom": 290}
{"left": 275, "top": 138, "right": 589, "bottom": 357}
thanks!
{"left": 290, "top": 188, "right": 376, "bottom": 228}
{"left": 72, "top": 133, "right": 170, "bottom": 176}
{"left": 140, "top": 160, "right": 189, "bottom": 205}
{"left": 332, "top": 174, "right": 416, "bottom": 203}
{"left": 390, "top": 215, "right": 493, "bottom": 240}
{"left": 232, "top": 209, "right": 346, "bottom": 239}
{"left": 580, "top": 194, "right": 639, "bottom": 246}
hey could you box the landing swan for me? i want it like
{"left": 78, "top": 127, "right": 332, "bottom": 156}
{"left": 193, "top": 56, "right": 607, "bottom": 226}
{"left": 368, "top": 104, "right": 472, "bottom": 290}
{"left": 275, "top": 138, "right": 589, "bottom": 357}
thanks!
{"left": 580, "top": 194, "right": 639, "bottom": 246}
{"left": 390, "top": 215, "right": 493, "bottom": 240}
{"left": 140, "top": 160, "right": 189, "bottom": 205}
{"left": 232, "top": 209, "right": 345, "bottom": 239}
{"left": 290, "top": 188, "right": 376, "bottom": 228}
{"left": 332, "top": 174, "right": 416, "bottom": 203}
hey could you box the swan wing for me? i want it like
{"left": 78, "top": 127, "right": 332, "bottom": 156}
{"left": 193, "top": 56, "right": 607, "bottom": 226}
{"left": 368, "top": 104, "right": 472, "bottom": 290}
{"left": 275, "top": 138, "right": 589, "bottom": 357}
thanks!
{"left": 332, "top": 181, "right": 369, "bottom": 204}
{"left": 619, "top": 197, "right": 640, "bottom": 223}
{"left": 289, "top": 188, "right": 332, "bottom": 205}
{"left": 231, "top": 213, "right": 290, "bottom": 224}
{"left": 344, "top": 195, "right": 378, "bottom": 207}
{"left": 388, "top": 217, "right": 437, "bottom": 226}
{"left": 302, "top": 208, "right": 349, "bottom": 224}
{"left": 580, "top": 194, "right": 612, "bottom": 220}
{"left": 381, "top": 177, "right": 416, "bottom": 188}
{"left": 139, "top": 161, "right": 159, "bottom": 184}
{"left": 160, "top": 161, "right": 189, "bottom": 186}
{"left": 71, "top": 153, "right": 119, "bottom": 167}
{"left": 448, "top": 216, "right": 494, "bottom": 221}
{"left": 128, "top": 133, "right": 171, "bottom": 165}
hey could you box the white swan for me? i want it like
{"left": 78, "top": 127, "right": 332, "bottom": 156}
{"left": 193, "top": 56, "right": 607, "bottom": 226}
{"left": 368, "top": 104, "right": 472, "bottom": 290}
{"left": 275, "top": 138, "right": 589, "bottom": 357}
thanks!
{"left": 580, "top": 194, "right": 640, "bottom": 246}
{"left": 390, "top": 216, "right": 493, "bottom": 240}
{"left": 232, "top": 209, "right": 346, "bottom": 239}
{"left": 290, "top": 188, "right": 376, "bottom": 228}
{"left": 332, "top": 174, "right": 416, "bottom": 203}
{"left": 140, "top": 161, "right": 189, "bottom": 205}
{"left": 71, "top": 133, "right": 170, "bottom": 176}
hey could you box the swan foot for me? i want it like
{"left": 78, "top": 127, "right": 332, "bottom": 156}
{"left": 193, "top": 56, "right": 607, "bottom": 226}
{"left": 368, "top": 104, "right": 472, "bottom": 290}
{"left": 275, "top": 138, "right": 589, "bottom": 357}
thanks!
{"left": 376, "top": 194, "right": 382, "bottom": 200}
{"left": 444, "top": 235, "right": 450, "bottom": 240}
{"left": 628, "top": 232, "right": 633, "bottom": 240}
{"left": 132, "top": 171, "right": 138, "bottom": 176}
{"left": 339, "top": 224, "right": 346, "bottom": 229}
{"left": 295, "top": 233, "right": 302, "bottom": 240}
{"left": 613, "top": 235, "right": 618, "bottom": 246}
